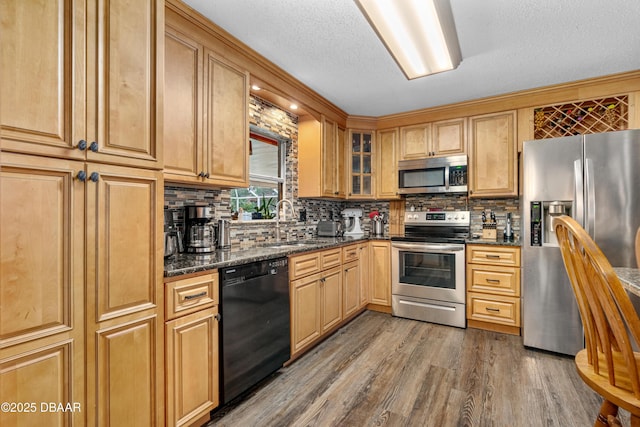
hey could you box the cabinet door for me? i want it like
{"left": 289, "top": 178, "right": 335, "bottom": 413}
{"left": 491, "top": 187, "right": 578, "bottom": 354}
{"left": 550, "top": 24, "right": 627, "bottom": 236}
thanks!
{"left": 432, "top": 118, "right": 467, "bottom": 156}
{"left": 469, "top": 111, "right": 517, "bottom": 197}
{"left": 348, "top": 130, "right": 374, "bottom": 199}
{"left": 0, "top": 153, "right": 86, "bottom": 426}
{"left": 290, "top": 274, "right": 321, "bottom": 355}
{"left": 343, "top": 261, "right": 360, "bottom": 318}
{"left": 0, "top": 0, "right": 86, "bottom": 160}
{"left": 321, "top": 267, "right": 343, "bottom": 333}
{"left": 336, "top": 126, "right": 347, "bottom": 198}
{"left": 400, "top": 124, "right": 431, "bottom": 159}
{"left": 321, "top": 117, "right": 337, "bottom": 197}
{"left": 376, "top": 128, "right": 400, "bottom": 199}
{"left": 165, "top": 308, "right": 219, "bottom": 427}
{"left": 203, "top": 51, "right": 249, "bottom": 187}
{"left": 85, "top": 163, "right": 164, "bottom": 426}
{"left": 89, "top": 0, "right": 163, "bottom": 168}
{"left": 369, "top": 241, "right": 391, "bottom": 306}
{"left": 163, "top": 26, "right": 204, "bottom": 182}
{"left": 358, "top": 244, "right": 370, "bottom": 308}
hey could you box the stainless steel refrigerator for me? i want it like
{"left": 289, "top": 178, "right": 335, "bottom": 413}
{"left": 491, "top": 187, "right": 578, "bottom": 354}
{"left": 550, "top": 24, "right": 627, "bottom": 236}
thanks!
{"left": 522, "top": 129, "right": 640, "bottom": 356}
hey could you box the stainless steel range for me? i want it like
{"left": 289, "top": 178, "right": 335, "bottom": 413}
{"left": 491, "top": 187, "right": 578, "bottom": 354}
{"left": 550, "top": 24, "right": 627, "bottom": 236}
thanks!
{"left": 391, "top": 210, "right": 469, "bottom": 328}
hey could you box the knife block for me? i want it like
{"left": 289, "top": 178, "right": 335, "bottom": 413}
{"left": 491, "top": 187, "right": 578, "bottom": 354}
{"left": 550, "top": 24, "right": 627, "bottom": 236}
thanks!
{"left": 482, "top": 224, "right": 497, "bottom": 240}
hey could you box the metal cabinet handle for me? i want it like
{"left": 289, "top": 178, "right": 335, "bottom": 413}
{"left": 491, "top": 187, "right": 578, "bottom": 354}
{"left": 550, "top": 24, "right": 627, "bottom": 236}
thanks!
{"left": 485, "top": 307, "right": 500, "bottom": 313}
{"left": 485, "top": 254, "right": 501, "bottom": 259}
{"left": 77, "top": 140, "right": 87, "bottom": 151}
{"left": 215, "top": 313, "right": 221, "bottom": 321}
{"left": 204, "top": 172, "right": 210, "bottom": 178}
{"left": 183, "top": 291, "right": 207, "bottom": 301}
{"left": 89, "top": 172, "right": 99, "bottom": 182}
{"left": 486, "top": 279, "right": 501, "bottom": 284}
{"left": 89, "top": 141, "right": 99, "bottom": 152}
{"left": 76, "top": 170, "right": 87, "bottom": 182}
{"left": 199, "top": 171, "right": 206, "bottom": 178}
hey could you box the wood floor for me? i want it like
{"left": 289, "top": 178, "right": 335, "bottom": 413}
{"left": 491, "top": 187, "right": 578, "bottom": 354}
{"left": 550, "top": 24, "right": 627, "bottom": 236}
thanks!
{"left": 208, "top": 311, "right": 626, "bottom": 426}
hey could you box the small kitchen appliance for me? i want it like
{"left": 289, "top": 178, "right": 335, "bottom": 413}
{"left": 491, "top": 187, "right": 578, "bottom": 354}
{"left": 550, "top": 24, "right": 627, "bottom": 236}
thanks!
{"left": 317, "top": 220, "right": 343, "bottom": 237}
{"left": 164, "top": 209, "right": 183, "bottom": 258}
{"left": 217, "top": 219, "right": 231, "bottom": 249}
{"left": 391, "top": 210, "right": 470, "bottom": 328}
{"left": 184, "top": 205, "right": 217, "bottom": 253}
{"left": 341, "top": 208, "right": 364, "bottom": 236}
{"left": 398, "top": 155, "right": 467, "bottom": 194}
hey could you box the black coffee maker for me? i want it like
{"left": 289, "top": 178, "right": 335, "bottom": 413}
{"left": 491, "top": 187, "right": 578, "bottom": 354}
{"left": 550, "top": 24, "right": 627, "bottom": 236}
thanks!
{"left": 184, "top": 206, "right": 217, "bottom": 253}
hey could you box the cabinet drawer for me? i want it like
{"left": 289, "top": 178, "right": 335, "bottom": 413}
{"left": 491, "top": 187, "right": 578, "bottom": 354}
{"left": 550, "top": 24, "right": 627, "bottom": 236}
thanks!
{"left": 342, "top": 244, "right": 359, "bottom": 263}
{"left": 321, "top": 248, "right": 342, "bottom": 270}
{"left": 165, "top": 273, "right": 218, "bottom": 320}
{"left": 467, "top": 292, "right": 520, "bottom": 327}
{"left": 467, "top": 245, "right": 520, "bottom": 266}
{"left": 467, "top": 264, "right": 520, "bottom": 297}
{"left": 290, "top": 252, "right": 321, "bottom": 280}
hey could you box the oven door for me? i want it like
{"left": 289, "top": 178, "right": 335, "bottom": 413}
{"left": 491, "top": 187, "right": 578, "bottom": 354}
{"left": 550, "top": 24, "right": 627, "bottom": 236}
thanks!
{"left": 391, "top": 241, "right": 465, "bottom": 304}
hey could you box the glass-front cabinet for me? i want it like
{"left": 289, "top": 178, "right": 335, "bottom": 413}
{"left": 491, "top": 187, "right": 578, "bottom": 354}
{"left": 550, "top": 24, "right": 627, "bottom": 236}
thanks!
{"left": 348, "top": 130, "right": 374, "bottom": 199}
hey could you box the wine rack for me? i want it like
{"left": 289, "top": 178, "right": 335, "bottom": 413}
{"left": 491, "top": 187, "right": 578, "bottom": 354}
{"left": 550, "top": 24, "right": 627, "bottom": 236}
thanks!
{"left": 533, "top": 95, "right": 628, "bottom": 139}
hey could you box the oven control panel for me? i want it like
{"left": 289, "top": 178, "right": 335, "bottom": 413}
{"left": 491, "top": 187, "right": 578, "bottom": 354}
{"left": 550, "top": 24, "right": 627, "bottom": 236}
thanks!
{"left": 404, "top": 210, "right": 470, "bottom": 226}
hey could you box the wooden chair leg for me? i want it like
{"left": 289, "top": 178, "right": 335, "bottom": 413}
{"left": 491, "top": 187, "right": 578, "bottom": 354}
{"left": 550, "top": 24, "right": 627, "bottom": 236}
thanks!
{"left": 608, "top": 415, "right": 623, "bottom": 426}
{"left": 595, "top": 400, "right": 618, "bottom": 427}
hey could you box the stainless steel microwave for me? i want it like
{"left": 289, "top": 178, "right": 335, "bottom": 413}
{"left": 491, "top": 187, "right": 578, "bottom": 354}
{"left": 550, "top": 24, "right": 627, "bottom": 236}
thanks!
{"left": 398, "top": 155, "right": 468, "bottom": 194}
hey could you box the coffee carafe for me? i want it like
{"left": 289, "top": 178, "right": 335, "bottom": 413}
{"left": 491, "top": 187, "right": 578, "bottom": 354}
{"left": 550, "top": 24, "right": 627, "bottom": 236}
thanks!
{"left": 164, "top": 209, "right": 183, "bottom": 258}
{"left": 184, "top": 206, "right": 217, "bottom": 253}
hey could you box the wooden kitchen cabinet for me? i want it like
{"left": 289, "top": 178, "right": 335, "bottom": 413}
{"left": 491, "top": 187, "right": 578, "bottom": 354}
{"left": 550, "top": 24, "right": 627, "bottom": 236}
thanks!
{"left": 342, "top": 245, "right": 361, "bottom": 319}
{"left": 348, "top": 130, "right": 374, "bottom": 198}
{"left": 399, "top": 118, "right": 466, "bottom": 160}
{"left": 468, "top": 111, "right": 518, "bottom": 198}
{"left": 298, "top": 116, "right": 346, "bottom": 198}
{"left": 165, "top": 272, "right": 219, "bottom": 427}
{"left": 369, "top": 241, "right": 392, "bottom": 309}
{"left": 289, "top": 247, "right": 350, "bottom": 357}
{"left": 376, "top": 128, "right": 401, "bottom": 199}
{"left": 164, "top": 18, "right": 249, "bottom": 188}
{"left": 466, "top": 244, "right": 521, "bottom": 335}
{"left": 0, "top": 153, "right": 86, "bottom": 427}
{"left": 0, "top": 0, "right": 163, "bottom": 170}
{"left": 358, "top": 243, "right": 370, "bottom": 308}
{"left": 84, "top": 163, "right": 164, "bottom": 426}
{"left": 0, "top": 153, "right": 165, "bottom": 426}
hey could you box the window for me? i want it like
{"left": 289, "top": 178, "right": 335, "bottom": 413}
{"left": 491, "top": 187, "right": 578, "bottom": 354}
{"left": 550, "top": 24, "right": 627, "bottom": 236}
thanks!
{"left": 230, "top": 127, "right": 288, "bottom": 219}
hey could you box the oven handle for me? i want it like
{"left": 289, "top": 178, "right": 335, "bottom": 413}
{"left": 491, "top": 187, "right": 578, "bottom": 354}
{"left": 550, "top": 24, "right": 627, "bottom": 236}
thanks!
{"left": 391, "top": 242, "right": 465, "bottom": 252}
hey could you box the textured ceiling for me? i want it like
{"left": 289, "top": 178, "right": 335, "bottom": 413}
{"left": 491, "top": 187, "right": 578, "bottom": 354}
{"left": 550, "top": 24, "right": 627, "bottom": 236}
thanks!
{"left": 183, "top": 0, "right": 640, "bottom": 117}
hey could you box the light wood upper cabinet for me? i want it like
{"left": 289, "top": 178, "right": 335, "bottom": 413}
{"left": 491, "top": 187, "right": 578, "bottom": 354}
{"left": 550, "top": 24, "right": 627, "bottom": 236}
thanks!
{"left": 468, "top": 111, "right": 518, "bottom": 198}
{"left": 400, "top": 123, "right": 431, "bottom": 159}
{"left": 399, "top": 118, "right": 466, "bottom": 160}
{"left": 299, "top": 116, "right": 345, "bottom": 198}
{"left": 376, "top": 128, "right": 401, "bottom": 199}
{"left": 347, "top": 130, "right": 374, "bottom": 199}
{"left": 164, "top": 17, "right": 249, "bottom": 188}
{"left": 432, "top": 118, "right": 467, "bottom": 156}
{"left": 0, "top": 0, "right": 163, "bottom": 169}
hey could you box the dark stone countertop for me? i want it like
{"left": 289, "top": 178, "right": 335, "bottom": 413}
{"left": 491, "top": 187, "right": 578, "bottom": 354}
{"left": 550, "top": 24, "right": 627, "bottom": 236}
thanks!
{"left": 614, "top": 267, "right": 640, "bottom": 297}
{"left": 164, "top": 235, "right": 390, "bottom": 278}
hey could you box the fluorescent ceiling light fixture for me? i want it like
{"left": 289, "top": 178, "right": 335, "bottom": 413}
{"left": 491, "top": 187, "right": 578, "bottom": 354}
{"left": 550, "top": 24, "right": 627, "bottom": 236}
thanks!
{"left": 251, "top": 84, "right": 261, "bottom": 91}
{"left": 355, "top": 0, "right": 461, "bottom": 79}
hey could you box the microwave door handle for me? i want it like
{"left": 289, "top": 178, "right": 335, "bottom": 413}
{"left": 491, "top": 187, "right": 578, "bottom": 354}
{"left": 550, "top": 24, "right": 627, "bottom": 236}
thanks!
{"left": 444, "top": 166, "right": 450, "bottom": 190}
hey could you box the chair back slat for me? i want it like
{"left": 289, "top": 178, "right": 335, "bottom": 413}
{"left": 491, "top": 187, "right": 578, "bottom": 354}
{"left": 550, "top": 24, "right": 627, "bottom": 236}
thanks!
{"left": 554, "top": 215, "right": 640, "bottom": 398}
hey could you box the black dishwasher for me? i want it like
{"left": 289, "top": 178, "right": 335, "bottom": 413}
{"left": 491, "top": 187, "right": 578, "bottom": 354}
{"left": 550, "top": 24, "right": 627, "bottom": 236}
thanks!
{"left": 219, "top": 257, "right": 290, "bottom": 404}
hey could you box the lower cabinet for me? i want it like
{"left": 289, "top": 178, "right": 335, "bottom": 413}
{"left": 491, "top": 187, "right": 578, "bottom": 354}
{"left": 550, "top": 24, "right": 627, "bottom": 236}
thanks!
{"left": 369, "top": 240, "right": 392, "bottom": 309}
{"left": 466, "top": 244, "right": 521, "bottom": 335}
{"left": 164, "top": 272, "right": 220, "bottom": 427}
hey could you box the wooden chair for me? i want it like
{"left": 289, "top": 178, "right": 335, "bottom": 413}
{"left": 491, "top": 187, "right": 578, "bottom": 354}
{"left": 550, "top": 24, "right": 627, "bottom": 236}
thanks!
{"left": 554, "top": 215, "right": 640, "bottom": 427}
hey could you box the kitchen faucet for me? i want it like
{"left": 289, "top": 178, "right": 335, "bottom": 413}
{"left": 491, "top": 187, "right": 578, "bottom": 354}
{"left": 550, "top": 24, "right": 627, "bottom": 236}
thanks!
{"left": 275, "top": 199, "right": 295, "bottom": 241}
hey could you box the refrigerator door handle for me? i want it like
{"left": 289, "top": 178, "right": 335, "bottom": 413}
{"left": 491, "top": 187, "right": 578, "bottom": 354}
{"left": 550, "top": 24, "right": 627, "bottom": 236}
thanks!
{"left": 573, "top": 159, "right": 584, "bottom": 226}
{"left": 585, "top": 158, "right": 596, "bottom": 236}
